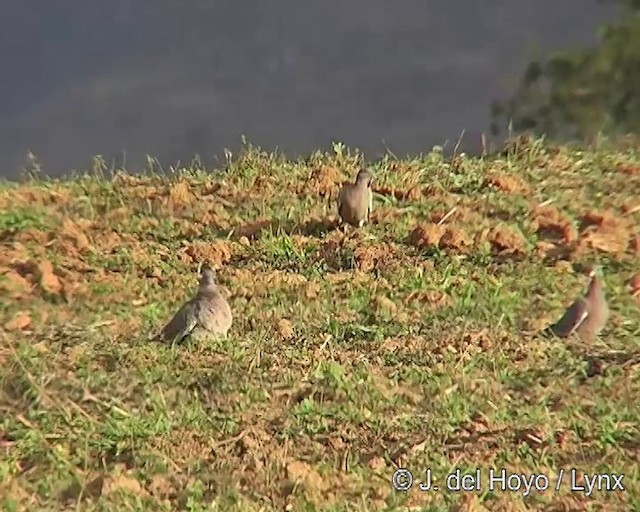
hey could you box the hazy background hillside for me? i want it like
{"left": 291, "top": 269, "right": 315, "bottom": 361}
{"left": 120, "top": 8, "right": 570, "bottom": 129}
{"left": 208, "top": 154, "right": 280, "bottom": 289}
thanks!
{"left": 0, "top": 0, "right": 615, "bottom": 178}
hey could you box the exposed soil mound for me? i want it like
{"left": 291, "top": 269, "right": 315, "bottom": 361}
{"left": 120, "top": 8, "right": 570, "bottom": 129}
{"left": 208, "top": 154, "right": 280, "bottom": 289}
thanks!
{"left": 484, "top": 171, "right": 530, "bottom": 195}
{"left": 487, "top": 225, "right": 528, "bottom": 255}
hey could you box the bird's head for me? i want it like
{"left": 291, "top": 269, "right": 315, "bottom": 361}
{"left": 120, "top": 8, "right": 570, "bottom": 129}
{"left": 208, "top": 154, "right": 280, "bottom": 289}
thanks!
{"left": 355, "top": 168, "right": 374, "bottom": 186}
{"left": 198, "top": 265, "right": 217, "bottom": 291}
{"left": 583, "top": 263, "right": 604, "bottom": 294}
{"left": 584, "top": 263, "right": 600, "bottom": 279}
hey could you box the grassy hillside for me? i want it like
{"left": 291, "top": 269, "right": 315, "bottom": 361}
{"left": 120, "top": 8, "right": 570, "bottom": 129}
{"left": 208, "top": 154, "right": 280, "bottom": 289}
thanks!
{"left": 1, "top": 139, "right": 639, "bottom": 511}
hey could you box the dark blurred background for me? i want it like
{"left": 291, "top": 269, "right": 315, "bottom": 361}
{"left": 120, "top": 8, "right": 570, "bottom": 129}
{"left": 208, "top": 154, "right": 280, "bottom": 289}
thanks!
{"left": 0, "top": 0, "right": 621, "bottom": 178}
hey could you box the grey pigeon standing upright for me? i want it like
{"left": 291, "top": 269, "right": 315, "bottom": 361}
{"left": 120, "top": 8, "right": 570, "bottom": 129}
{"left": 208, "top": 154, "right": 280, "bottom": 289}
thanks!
{"left": 153, "top": 265, "right": 232, "bottom": 344}
{"left": 546, "top": 264, "right": 609, "bottom": 342}
{"left": 337, "top": 168, "right": 374, "bottom": 228}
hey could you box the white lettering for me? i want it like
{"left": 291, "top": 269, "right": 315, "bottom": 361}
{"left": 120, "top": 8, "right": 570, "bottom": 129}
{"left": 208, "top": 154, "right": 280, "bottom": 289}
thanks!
{"left": 570, "top": 469, "right": 585, "bottom": 493}
{"left": 446, "top": 469, "right": 481, "bottom": 492}
{"left": 507, "top": 473, "right": 522, "bottom": 492}
{"left": 611, "top": 474, "right": 625, "bottom": 491}
{"left": 570, "top": 470, "right": 625, "bottom": 496}
{"left": 488, "top": 469, "right": 549, "bottom": 496}
{"left": 489, "top": 468, "right": 506, "bottom": 491}
{"left": 584, "top": 473, "right": 597, "bottom": 497}
{"left": 532, "top": 474, "right": 549, "bottom": 496}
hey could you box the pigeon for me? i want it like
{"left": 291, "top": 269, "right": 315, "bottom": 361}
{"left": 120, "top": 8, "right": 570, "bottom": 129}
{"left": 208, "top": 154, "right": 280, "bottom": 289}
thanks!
{"left": 546, "top": 265, "right": 609, "bottom": 342}
{"left": 337, "top": 168, "right": 374, "bottom": 228}
{"left": 153, "top": 265, "right": 232, "bottom": 344}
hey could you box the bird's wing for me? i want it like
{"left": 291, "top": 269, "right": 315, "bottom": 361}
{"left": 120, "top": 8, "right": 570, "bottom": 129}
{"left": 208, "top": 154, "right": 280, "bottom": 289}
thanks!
{"left": 156, "top": 300, "right": 198, "bottom": 344}
{"left": 367, "top": 189, "right": 373, "bottom": 218}
{"left": 549, "top": 297, "right": 589, "bottom": 338}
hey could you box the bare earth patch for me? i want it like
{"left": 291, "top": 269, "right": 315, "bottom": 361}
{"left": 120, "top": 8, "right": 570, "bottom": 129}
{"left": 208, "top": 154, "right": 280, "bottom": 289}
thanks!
{"left": 484, "top": 171, "right": 531, "bottom": 195}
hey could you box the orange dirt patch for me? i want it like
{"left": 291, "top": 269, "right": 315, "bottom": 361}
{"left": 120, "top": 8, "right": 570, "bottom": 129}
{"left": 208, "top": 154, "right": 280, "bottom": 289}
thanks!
{"left": 103, "top": 469, "right": 147, "bottom": 498}
{"left": 484, "top": 171, "right": 530, "bottom": 195}
{"left": 530, "top": 204, "right": 577, "bottom": 243}
{"left": 212, "top": 182, "right": 261, "bottom": 206}
{"left": 616, "top": 164, "right": 640, "bottom": 176}
{"left": 372, "top": 184, "right": 423, "bottom": 201}
{"left": 307, "top": 166, "right": 341, "bottom": 197}
{"left": 407, "top": 223, "right": 445, "bottom": 249}
{"left": 282, "top": 459, "right": 354, "bottom": 508}
{"left": 60, "top": 218, "right": 92, "bottom": 251}
{"left": 276, "top": 319, "right": 295, "bottom": 339}
{"left": 112, "top": 173, "right": 148, "bottom": 188}
{"left": 47, "top": 219, "right": 95, "bottom": 260}
{"left": 11, "top": 227, "right": 50, "bottom": 246}
{"left": 0, "top": 267, "right": 33, "bottom": 298}
{"left": 104, "top": 206, "right": 132, "bottom": 223}
{"left": 428, "top": 208, "right": 457, "bottom": 224}
{"left": 167, "top": 181, "right": 196, "bottom": 206}
{"left": 235, "top": 219, "right": 278, "bottom": 239}
{"left": 353, "top": 244, "right": 399, "bottom": 272}
{"left": 0, "top": 188, "right": 71, "bottom": 209}
{"left": 315, "top": 234, "right": 349, "bottom": 269}
{"left": 577, "top": 209, "right": 632, "bottom": 255}
{"left": 407, "top": 290, "right": 451, "bottom": 309}
{"left": 303, "top": 281, "right": 321, "bottom": 299}
{"left": 115, "top": 180, "right": 162, "bottom": 201}
{"left": 181, "top": 241, "right": 233, "bottom": 268}
{"left": 93, "top": 231, "right": 123, "bottom": 252}
{"left": 38, "top": 259, "right": 64, "bottom": 296}
{"left": 4, "top": 311, "right": 32, "bottom": 331}
{"left": 439, "top": 227, "right": 473, "bottom": 253}
{"left": 580, "top": 209, "right": 625, "bottom": 230}
{"left": 487, "top": 225, "right": 527, "bottom": 254}
{"left": 372, "top": 294, "right": 398, "bottom": 317}
{"left": 255, "top": 271, "right": 308, "bottom": 292}
{"left": 251, "top": 174, "right": 278, "bottom": 194}
{"left": 7, "top": 259, "right": 65, "bottom": 298}
{"left": 630, "top": 234, "right": 640, "bottom": 255}
{"left": 578, "top": 231, "right": 630, "bottom": 255}
{"left": 285, "top": 460, "right": 324, "bottom": 495}
{"left": 386, "top": 160, "right": 421, "bottom": 177}
{"left": 370, "top": 207, "right": 415, "bottom": 226}
{"left": 545, "top": 151, "right": 577, "bottom": 173}
{"left": 408, "top": 223, "right": 473, "bottom": 253}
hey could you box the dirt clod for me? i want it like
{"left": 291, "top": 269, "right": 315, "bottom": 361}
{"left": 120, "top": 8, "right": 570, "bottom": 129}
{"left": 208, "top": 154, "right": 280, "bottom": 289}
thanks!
{"left": 407, "top": 223, "right": 445, "bottom": 249}
{"left": 4, "top": 312, "right": 32, "bottom": 331}
{"left": 484, "top": 171, "right": 530, "bottom": 195}
{"left": 487, "top": 225, "right": 527, "bottom": 254}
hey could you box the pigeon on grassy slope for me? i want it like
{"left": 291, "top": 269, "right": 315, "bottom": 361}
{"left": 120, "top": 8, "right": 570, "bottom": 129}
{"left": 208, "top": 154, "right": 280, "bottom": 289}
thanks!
{"left": 337, "top": 168, "right": 374, "bottom": 228}
{"left": 546, "top": 265, "right": 609, "bottom": 342}
{"left": 153, "top": 266, "right": 232, "bottom": 344}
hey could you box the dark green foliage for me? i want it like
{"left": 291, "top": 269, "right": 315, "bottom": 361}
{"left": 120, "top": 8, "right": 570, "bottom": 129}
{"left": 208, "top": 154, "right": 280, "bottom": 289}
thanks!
{"left": 492, "top": 0, "right": 640, "bottom": 140}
